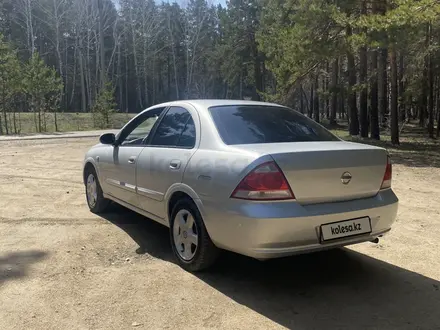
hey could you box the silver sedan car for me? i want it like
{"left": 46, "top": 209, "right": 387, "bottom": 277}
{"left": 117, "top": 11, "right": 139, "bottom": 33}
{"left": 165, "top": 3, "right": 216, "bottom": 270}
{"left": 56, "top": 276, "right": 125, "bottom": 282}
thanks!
{"left": 83, "top": 100, "right": 398, "bottom": 272}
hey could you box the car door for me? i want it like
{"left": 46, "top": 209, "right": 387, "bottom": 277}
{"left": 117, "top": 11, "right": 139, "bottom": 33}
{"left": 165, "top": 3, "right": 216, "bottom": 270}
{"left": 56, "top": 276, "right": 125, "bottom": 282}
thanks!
{"left": 136, "top": 105, "right": 199, "bottom": 219}
{"left": 98, "top": 108, "right": 164, "bottom": 207}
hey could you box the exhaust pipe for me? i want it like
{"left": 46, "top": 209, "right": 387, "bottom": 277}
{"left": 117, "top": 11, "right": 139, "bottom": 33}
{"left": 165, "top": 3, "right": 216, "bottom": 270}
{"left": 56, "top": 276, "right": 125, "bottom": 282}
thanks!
{"left": 370, "top": 237, "right": 379, "bottom": 244}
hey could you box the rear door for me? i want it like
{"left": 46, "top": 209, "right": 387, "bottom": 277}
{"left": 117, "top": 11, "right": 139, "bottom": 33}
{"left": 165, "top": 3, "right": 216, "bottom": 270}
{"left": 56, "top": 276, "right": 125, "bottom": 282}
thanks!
{"left": 136, "top": 105, "right": 199, "bottom": 219}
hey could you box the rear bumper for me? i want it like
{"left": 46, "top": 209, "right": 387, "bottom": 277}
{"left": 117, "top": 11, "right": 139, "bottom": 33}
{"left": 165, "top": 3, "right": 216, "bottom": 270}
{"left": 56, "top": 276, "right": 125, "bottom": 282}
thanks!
{"left": 201, "top": 189, "right": 398, "bottom": 259}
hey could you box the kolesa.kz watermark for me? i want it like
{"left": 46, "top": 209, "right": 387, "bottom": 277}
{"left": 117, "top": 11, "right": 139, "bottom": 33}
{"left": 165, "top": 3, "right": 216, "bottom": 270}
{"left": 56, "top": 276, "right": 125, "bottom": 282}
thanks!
{"left": 330, "top": 222, "right": 362, "bottom": 235}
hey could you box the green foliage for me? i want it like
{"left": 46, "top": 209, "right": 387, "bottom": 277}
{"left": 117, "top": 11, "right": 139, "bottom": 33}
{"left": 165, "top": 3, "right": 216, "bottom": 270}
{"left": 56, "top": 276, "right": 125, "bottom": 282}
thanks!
{"left": 92, "top": 83, "right": 117, "bottom": 129}
{"left": 257, "top": 0, "right": 347, "bottom": 102}
{"left": 0, "top": 34, "right": 21, "bottom": 134}
{"left": 1, "top": 0, "right": 440, "bottom": 139}
{"left": 22, "top": 53, "right": 63, "bottom": 132}
{"left": 217, "top": 0, "right": 263, "bottom": 99}
{"left": 356, "top": 0, "right": 440, "bottom": 31}
{"left": 258, "top": 0, "right": 440, "bottom": 121}
{"left": 0, "top": 36, "right": 64, "bottom": 135}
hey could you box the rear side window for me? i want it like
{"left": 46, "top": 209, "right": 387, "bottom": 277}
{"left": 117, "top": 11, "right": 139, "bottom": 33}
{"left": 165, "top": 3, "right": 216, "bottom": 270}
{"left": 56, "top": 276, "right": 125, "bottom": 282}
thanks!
{"left": 177, "top": 117, "right": 196, "bottom": 148}
{"left": 150, "top": 106, "right": 194, "bottom": 147}
{"left": 209, "top": 105, "right": 339, "bottom": 145}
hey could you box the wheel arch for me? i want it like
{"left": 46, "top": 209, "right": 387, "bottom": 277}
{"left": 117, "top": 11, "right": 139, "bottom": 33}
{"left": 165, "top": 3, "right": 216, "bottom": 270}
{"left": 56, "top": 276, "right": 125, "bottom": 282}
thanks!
{"left": 165, "top": 184, "right": 206, "bottom": 225}
{"left": 83, "top": 158, "right": 99, "bottom": 185}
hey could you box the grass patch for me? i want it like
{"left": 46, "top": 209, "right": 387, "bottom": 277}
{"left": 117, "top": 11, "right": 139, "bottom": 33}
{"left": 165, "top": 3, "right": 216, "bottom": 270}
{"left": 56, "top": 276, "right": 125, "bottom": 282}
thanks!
{"left": 4, "top": 113, "right": 439, "bottom": 168}
{"left": 329, "top": 121, "right": 440, "bottom": 168}
{"left": 6, "top": 112, "right": 136, "bottom": 135}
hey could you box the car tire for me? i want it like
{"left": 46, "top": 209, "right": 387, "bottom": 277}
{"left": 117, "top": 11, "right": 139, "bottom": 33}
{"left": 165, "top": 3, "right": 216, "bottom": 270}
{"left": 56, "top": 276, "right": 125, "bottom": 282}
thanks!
{"left": 85, "top": 166, "right": 111, "bottom": 214}
{"left": 170, "top": 198, "right": 219, "bottom": 272}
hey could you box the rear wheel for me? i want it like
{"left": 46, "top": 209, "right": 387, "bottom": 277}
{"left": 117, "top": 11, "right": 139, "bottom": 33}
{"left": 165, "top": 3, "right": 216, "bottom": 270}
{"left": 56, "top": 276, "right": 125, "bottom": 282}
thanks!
{"left": 170, "top": 198, "right": 219, "bottom": 272}
{"left": 85, "top": 167, "right": 110, "bottom": 213}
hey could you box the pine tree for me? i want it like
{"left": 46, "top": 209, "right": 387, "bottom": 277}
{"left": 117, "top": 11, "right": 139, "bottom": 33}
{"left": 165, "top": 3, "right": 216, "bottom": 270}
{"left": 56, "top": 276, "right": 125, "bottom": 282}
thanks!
{"left": 0, "top": 34, "right": 21, "bottom": 135}
{"left": 92, "top": 83, "right": 117, "bottom": 129}
{"left": 23, "top": 53, "right": 63, "bottom": 132}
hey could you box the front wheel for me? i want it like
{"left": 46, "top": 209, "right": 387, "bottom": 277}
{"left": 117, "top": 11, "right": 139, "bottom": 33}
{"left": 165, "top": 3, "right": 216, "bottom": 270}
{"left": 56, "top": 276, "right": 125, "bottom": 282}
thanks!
{"left": 85, "top": 167, "right": 110, "bottom": 214}
{"left": 170, "top": 198, "right": 219, "bottom": 272}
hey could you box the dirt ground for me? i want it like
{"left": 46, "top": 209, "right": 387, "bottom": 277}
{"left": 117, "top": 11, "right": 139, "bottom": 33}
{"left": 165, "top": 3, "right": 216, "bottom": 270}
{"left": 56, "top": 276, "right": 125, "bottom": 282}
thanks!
{"left": 0, "top": 137, "right": 440, "bottom": 330}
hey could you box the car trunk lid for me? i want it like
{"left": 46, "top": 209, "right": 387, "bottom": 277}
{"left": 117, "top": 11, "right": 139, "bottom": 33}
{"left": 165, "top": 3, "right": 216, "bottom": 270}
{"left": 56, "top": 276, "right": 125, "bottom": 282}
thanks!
{"left": 233, "top": 141, "right": 388, "bottom": 204}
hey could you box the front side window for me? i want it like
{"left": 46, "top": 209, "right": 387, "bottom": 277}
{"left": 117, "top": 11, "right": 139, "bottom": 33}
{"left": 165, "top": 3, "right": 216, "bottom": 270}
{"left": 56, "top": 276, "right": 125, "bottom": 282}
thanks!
{"left": 150, "top": 107, "right": 195, "bottom": 147}
{"left": 119, "top": 108, "right": 164, "bottom": 146}
{"left": 209, "top": 105, "right": 339, "bottom": 145}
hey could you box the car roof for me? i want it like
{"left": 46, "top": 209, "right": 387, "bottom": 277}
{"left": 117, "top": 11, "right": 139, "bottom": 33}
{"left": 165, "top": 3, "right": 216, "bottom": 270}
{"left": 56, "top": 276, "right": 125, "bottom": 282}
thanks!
{"left": 145, "top": 99, "right": 284, "bottom": 113}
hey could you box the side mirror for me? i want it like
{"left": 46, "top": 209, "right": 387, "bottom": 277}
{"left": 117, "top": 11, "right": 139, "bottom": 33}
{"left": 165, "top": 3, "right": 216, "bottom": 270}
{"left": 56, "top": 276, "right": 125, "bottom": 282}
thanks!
{"left": 99, "top": 133, "right": 116, "bottom": 145}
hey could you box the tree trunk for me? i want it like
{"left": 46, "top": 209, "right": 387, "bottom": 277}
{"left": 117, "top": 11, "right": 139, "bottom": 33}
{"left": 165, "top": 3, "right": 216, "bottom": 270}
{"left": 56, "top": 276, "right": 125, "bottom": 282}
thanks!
{"left": 97, "top": 0, "right": 106, "bottom": 89}
{"left": 309, "top": 82, "right": 314, "bottom": 118}
{"left": 167, "top": 53, "right": 171, "bottom": 99}
{"left": 43, "top": 111, "right": 47, "bottom": 132}
{"left": 94, "top": 30, "right": 100, "bottom": 101}
{"left": 435, "top": 76, "right": 439, "bottom": 126}
{"left": 399, "top": 54, "right": 405, "bottom": 122}
{"left": 420, "top": 66, "right": 428, "bottom": 127}
{"left": 377, "top": 0, "right": 388, "bottom": 128}
{"left": 125, "top": 44, "right": 129, "bottom": 112}
{"left": 390, "top": 47, "right": 399, "bottom": 145}
{"left": 129, "top": 7, "right": 142, "bottom": 109}
{"left": 370, "top": 49, "right": 380, "bottom": 139}
{"left": 420, "top": 25, "right": 430, "bottom": 128}
{"left": 86, "top": 25, "right": 92, "bottom": 110}
{"left": 69, "top": 38, "right": 77, "bottom": 109}
{"left": 78, "top": 38, "right": 87, "bottom": 112}
{"left": 313, "top": 75, "right": 319, "bottom": 123}
{"left": 341, "top": 90, "right": 346, "bottom": 119}
{"left": 239, "top": 70, "right": 243, "bottom": 99}
{"left": 261, "top": 60, "right": 267, "bottom": 96}
{"left": 437, "top": 77, "right": 440, "bottom": 137}
{"left": 2, "top": 109, "right": 8, "bottom": 135}
{"left": 359, "top": 45, "right": 368, "bottom": 137}
{"left": 427, "top": 23, "right": 434, "bottom": 138}
{"left": 23, "top": 0, "right": 36, "bottom": 54}
{"left": 64, "top": 35, "right": 69, "bottom": 111}
{"left": 359, "top": 0, "right": 368, "bottom": 137}
{"left": 253, "top": 47, "right": 263, "bottom": 101}
{"left": 378, "top": 48, "right": 388, "bottom": 127}
{"left": 300, "top": 85, "right": 304, "bottom": 114}
{"left": 339, "top": 56, "right": 346, "bottom": 119}
{"left": 52, "top": 0, "right": 64, "bottom": 113}
{"left": 167, "top": 14, "right": 179, "bottom": 99}
{"left": 142, "top": 8, "right": 149, "bottom": 108}
{"left": 428, "top": 65, "right": 434, "bottom": 137}
{"left": 1, "top": 91, "right": 8, "bottom": 134}
{"left": 13, "top": 110, "right": 17, "bottom": 134}
{"left": 152, "top": 52, "right": 156, "bottom": 105}
{"left": 330, "top": 58, "right": 338, "bottom": 124}
{"left": 38, "top": 109, "right": 41, "bottom": 133}
{"left": 347, "top": 27, "right": 359, "bottom": 136}
{"left": 325, "top": 61, "right": 330, "bottom": 119}
{"left": 117, "top": 41, "right": 123, "bottom": 111}
{"left": 437, "top": 96, "right": 440, "bottom": 137}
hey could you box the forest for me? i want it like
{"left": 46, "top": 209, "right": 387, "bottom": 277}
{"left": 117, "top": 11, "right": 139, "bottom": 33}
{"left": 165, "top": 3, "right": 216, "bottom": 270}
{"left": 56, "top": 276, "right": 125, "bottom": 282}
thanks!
{"left": 1, "top": 0, "right": 440, "bottom": 143}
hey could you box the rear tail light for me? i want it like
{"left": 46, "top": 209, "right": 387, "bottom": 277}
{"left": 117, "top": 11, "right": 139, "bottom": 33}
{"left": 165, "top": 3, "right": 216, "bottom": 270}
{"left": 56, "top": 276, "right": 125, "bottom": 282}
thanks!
{"left": 231, "top": 161, "right": 295, "bottom": 200}
{"left": 381, "top": 156, "right": 392, "bottom": 189}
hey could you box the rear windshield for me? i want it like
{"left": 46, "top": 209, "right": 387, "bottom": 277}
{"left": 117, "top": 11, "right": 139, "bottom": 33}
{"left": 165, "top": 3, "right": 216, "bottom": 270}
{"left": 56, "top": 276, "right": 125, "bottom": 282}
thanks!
{"left": 209, "top": 105, "right": 339, "bottom": 145}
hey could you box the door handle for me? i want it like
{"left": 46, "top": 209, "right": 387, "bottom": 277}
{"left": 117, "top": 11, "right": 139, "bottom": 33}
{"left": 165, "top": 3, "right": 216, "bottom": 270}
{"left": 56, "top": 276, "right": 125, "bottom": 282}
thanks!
{"left": 128, "top": 156, "right": 136, "bottom": 164}
{"left": 169, "top": 160, "right": 181, "bottom": 170}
